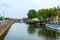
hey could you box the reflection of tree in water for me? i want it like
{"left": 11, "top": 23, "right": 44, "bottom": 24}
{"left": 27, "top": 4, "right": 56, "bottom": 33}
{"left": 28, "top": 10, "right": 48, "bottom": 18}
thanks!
{"left": 28, "top": 25, "right": 36, "bottom": 34}
{"left": 38, "top": 27, "right": 60, "bottom": 40}
{"left": 28, "top": 24, "right": 60, "bottom": 40}
{"left": 28, "top": 24, "right": 42, "bottom": 34}
{"left": 28, "top": 26, "right": 36, "bottom": 34}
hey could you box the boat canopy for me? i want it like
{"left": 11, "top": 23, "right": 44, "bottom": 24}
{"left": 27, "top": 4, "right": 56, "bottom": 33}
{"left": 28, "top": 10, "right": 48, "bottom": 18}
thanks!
{"left": 46, "top": 24, "right": 60, "bottom": 29}
{"left": 31, "top": 18, "right": 39, "bottom": 21}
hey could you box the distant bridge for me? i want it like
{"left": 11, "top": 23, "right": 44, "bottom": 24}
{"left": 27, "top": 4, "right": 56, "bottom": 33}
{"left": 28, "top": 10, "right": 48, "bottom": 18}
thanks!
{"left": 12, "top": 19, "right": 23, "bottom": 23}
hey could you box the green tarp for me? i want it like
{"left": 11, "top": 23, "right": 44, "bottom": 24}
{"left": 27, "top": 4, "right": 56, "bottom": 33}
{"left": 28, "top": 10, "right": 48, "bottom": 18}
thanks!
{"left": 31, "top": 18, "right": 39, "bottom": 21}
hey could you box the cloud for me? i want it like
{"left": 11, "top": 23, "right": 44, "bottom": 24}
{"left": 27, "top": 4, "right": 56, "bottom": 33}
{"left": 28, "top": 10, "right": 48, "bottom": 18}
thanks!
{"left": 1, "top": 3, "right": 11, "bottom": 8}
{"left": 0, "top": 0, "right": 59, "bottom": 18}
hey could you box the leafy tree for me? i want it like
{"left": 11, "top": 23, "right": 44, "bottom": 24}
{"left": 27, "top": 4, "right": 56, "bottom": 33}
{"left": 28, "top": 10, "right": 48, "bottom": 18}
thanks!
{"left": 27, "top": 7, "right": 57, "bottom": 19}
{"left": 0, "top": 17, "right": 2, "bottom": 20}
{"left": 48, "top": 7, "right": 57, "bottom": 17}
{"left": 27, "top": 9, "right": 38, "bottom": 19}
{"left": 38, "top": 7, "right": 57, "bottom": 19}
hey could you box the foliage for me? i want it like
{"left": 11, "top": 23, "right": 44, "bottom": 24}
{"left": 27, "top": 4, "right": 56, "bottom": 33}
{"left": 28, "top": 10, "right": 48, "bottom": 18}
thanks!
{"left": 5, "top": 18, "right": 10, "bottom": 20}
{"left": 27, "top": 9, "right": 38, "bottom": 19}
{"left": 0, "top": 17, "right": 3, "bottom": 20}
{"left": 38, "top": 7, "right": 57, "bottom": 19}
{"left": 0, "top": 17, "right": 9, "bottom": 21}
{"left": 27, "top": 7, "right": 58, "bottom": 19}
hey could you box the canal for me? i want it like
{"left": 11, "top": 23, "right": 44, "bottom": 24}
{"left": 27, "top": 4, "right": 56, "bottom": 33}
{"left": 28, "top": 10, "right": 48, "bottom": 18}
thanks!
{"left": 3, "top": 23, "right": 60, "bottom": 40}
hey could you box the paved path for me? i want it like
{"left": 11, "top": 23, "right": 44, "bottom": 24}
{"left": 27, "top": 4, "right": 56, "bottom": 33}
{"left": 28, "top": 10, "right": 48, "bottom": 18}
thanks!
{"left": 0, "top": 19, "right": 20, "bottom": 37}
{"left": 0, "top": 20, "right": 13, "bottom": 37}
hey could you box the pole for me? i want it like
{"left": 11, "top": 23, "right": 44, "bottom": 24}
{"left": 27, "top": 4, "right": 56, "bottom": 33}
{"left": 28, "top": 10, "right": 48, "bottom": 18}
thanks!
{"left": 3, "top": 10, "right": 5, "bottom": 21}
{"left": 2, "top": 10, "right": 5, "bottom": 25}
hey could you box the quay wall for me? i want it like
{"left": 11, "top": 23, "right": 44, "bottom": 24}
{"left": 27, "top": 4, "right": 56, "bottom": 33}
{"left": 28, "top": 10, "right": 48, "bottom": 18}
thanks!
{"left": 0, "top": 20, "right": 17, "bottom": 40}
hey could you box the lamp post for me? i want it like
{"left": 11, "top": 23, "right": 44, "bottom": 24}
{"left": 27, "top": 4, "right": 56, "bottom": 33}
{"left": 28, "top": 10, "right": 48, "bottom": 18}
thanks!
{"left": 2, "top": 10, "right": 5, "bottom": 26}
{"left": 2, "top": 10, "right": 5, "bottom": 21}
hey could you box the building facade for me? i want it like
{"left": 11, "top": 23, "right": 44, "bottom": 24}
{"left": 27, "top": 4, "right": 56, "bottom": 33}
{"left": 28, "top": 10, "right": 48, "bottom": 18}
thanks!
{"left": 57, "top": 6, "right": 60, "bottom": 17}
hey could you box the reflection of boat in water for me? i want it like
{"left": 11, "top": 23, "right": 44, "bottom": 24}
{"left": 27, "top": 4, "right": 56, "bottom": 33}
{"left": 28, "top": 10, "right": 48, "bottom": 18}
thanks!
{"left": 46, "top": 24, "right": 60, "bottom": 33}
{"left": 28, "top": 24, "right": 60, "bottom": 40}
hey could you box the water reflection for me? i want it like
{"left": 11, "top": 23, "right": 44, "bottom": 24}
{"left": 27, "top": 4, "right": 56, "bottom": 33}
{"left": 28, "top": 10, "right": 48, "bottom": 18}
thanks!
{"left": 1, "top": 23, "right": 60, "bottom": 40}
{"left": 28, "top": 24, "right": 60, "bottom": 40}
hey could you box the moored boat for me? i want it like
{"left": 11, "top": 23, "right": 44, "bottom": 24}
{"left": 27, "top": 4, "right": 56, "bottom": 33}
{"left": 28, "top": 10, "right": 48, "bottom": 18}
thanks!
{"left": 46, "top": 24, "right": 60, "bottom": 33}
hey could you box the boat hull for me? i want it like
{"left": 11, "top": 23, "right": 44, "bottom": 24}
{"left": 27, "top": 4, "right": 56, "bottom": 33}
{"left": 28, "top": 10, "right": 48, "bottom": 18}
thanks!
{"left": 46, "top": 24, "right": 60, "bottom": 33}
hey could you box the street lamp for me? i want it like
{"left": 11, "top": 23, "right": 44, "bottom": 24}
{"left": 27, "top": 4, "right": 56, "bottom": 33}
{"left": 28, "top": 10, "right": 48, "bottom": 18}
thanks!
{"left": 2, "top": 10, "right": 5, "bottom": 21}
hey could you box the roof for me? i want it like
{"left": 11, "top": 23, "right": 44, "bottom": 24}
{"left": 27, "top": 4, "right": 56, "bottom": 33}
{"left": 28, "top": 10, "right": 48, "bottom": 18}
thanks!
{"left": 31, "top": 18, "right": 39, "bottom": 21}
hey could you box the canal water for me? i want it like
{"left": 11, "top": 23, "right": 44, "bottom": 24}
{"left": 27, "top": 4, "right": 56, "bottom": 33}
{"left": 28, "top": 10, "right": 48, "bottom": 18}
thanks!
{"left": 3, "top": 23, "right": 60, "bottom": 40}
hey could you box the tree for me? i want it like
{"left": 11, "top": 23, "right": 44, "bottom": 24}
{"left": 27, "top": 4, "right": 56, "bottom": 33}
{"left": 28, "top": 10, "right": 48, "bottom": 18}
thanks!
{"left": 27, "top": 9, "right": 38, "bottom": 19}
{"left": 38, "top": 7, "right": 57, "bottom": 19}
{"left": 27, "top": 7, "right": 57, "bottom": 19}
{"left": 38, "top": 9, "right": 49, "bottom": 19}
{"left": 48, "top": 7, "right": 57, "bottom": 17}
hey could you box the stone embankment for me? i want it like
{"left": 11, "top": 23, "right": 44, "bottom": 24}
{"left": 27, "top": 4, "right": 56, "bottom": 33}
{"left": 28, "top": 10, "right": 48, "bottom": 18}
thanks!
{"left": 0, "top": 20, "right": 13, "bottom": 37}
{"left": 0, "top": 19, "right": 20, "bottom": 40}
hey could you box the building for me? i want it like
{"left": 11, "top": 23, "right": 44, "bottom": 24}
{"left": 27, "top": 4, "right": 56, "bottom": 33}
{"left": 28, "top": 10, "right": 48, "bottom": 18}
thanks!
{"left": 55, "top": 6, "right": 60, "bottom": 22}
{"left": 57, "top": 6, "right": 60, "bottom": 17}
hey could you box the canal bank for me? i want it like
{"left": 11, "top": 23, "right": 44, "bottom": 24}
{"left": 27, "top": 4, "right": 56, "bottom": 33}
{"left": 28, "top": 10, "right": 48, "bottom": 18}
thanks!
{"left": 4, "top": 23, "right": 60, "bottom": 40}
{"left": 0, "top": 20, "right": 16, "bottom": 40}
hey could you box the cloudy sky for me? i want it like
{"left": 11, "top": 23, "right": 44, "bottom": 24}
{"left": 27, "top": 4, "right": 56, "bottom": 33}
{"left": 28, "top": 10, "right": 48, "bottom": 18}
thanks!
{"left": 0, "top": 0, "right": 59, "bottom": 18}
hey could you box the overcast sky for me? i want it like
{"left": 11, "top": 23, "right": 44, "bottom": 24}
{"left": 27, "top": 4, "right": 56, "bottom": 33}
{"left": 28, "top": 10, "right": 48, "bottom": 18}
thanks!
{"left": 0, "top": 0, "right": 59, "bottom": 18}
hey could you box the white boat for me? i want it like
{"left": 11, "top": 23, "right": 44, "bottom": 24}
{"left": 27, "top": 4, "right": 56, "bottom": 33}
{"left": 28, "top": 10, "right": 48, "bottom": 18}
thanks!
{"left": 46, "top": 24, "right": 60, "bottom": 33}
